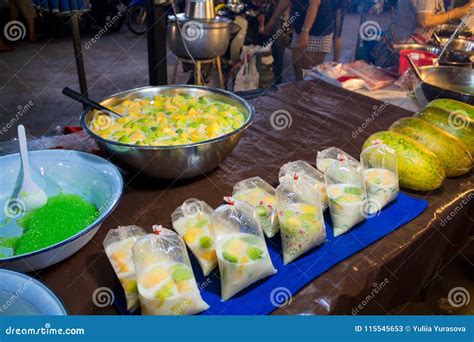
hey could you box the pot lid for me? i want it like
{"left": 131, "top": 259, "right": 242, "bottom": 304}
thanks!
{"left": 168, "top": 13, "right": 231, "bottom": 26}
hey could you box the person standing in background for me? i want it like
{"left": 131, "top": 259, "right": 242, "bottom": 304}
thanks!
{"left": 265, "top": 0, "right": 333, "bottom": 81}
{"left": 371, "top": 0, "right": 474, "bottom": 67}
{"left": 332, "top": 0, "right": 351, "bottom": 62}
{"left": 252, "top": 0, "right": 289, "bottom": 84}
{"left": 10, "top": 0, "right": 36, "bottom": 41}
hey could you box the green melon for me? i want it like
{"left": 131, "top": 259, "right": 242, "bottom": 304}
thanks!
{"left": 362, "top": 131, "right": 445, "bottom": 191}
{"left": 426, "top": 99, "right": 474, "bottom": 120}
{"left": 414, "top": 107, "right": 474, "bottom": 157}
{"left": 389, "top": 117, "right": 472, "bottom": 177}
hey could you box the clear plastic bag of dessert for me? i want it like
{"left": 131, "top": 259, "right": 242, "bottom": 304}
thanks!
{"left": 316, "top": 147, "right": 359, "bottom": 173}
{"left": 103, "top": 225, "right": 146, "bottom": 312}
{"left": 360, "top": 143, "right": 399, "bottom": 215}
{"left": 132, "top": 226, "right": 209, "bottom": 315}
{"left": 210, "top": 197, "right": 277, "bottom": 300}
{"left": 171, "top": 199, "right": 217, "bottom": 276}
{"left": 232, "top": 177, "right": 279, "bottom": 238}
{"left": 325, "top": 159, "right": 368, "bottom": 236}
{"left": 279, "top": 160, "right": 329, "bottom": 210}
{"left": 276, "top": 174, "right": 326, "bottom": 264}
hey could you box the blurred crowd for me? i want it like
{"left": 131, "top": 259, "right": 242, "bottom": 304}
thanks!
{"left": 0, "top": 0, "right": 473, "bottom": 84}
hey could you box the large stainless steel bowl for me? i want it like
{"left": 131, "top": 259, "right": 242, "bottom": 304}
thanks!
{"left": 167, "top": 14, "right": 231, "bottom": 59}
{"left": 418, "top": 66, "right": 474, "bottom": 104}
{"left": 80, "top": 85, "right": 255, "bottom": 179}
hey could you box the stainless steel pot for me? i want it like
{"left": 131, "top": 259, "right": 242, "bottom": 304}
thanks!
{"left": 185, "top": 0, "right": 215, "bottom": 19}
{"left": 418, "top": 66, "right": 474, "bottom": 104}
{"left": 80, "top": 85, "right": 255, "bottom": 180}
{"left": 167, "top": 14, "right": 231, "bottom": 60}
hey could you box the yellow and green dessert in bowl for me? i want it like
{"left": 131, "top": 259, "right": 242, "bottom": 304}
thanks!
{"left": 90, "top": 94, "right": 246, "bottom": 146}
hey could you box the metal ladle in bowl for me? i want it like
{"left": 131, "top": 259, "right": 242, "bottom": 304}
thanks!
{"left": 62, "top": 87, "right": 123, "bottom": 118}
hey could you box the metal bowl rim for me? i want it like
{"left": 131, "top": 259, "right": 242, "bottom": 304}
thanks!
{"left": 0, "top": 269, "right": 68, "bottom": 314}
{"left": 80, "top": 85, "right": 256, "bottom": 150}
{"left": 418, "top": 65, "right": 474, "bottom": 97}
{"left": 167, "top": 13, "right": 232, "bottom": 23}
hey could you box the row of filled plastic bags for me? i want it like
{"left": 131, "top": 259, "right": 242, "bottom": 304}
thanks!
{"left": 103, "top": 144, "right": 399, "bottom": 315}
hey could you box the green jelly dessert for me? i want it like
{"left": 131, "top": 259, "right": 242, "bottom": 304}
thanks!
{"left": 14, "top": 194, "right": 99, "bottom": 256}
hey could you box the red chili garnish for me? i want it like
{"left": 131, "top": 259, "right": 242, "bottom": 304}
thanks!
{"left": 267, "top": 204, "right": 273, "bottom": 210}
{"left": 371, "top": 139, "right": 382, "bottom": 145}
{"left": 259, "top": 200, "right": 264, "bottom": 205}
{"left": 293, "top": 172, "right": 299, "bottom": 181}
{"left": 223, "top": 196, "right": 235, "bottom": 205}
{"left": 337, "top": 153, "right": 346, "bottom": 162}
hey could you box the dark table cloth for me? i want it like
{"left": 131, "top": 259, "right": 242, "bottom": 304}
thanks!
{"left": 23, "top": 79, "right": 474, "bottom": 315}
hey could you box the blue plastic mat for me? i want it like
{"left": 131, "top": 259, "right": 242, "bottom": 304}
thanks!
{"left": 115, "top": 192, "right": 427, "bottom": 315}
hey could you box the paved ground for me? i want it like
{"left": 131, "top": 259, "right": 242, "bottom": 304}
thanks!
{"left": 0, "top": 12, "right": 379, "bottom": 141}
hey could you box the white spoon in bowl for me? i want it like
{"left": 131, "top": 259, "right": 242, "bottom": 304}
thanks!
{"left": 17, "top": 125, "right": 47, "bottom": 211}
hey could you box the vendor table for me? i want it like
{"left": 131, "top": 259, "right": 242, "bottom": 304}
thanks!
{"left": 29, "top": 79, "right": 474, "bottom": 315}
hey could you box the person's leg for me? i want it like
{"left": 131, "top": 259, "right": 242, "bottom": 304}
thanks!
{"left": 13, "top": 0, "right": 36, "bottom": 41}
{"left": 291, "top": 47, "right": 304, "bottom": 81}
{"left": 333, "top": 36, "right": 343, "bottom": 61}
{"left": 272, "top": 35, "right": 285, "bottom": 84}
{"left": 302, "top": 51, "right": 326, "bottom": 69}
{"left": 9, "top": 0, "right": 20, "bottom": 20}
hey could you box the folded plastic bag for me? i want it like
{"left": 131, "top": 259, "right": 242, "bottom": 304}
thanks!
{"left": 276, "top": 175, "right": 326, "bottom": 264}
{"left": 279, "top": 160, "right": 329, "bottom": 210}
{"left": 171, "top": 199, "right": 217, "bottom": 276}
{"left": 211, "top": 197, "right": 276, "bottom": 300}
{"left": 316, "top": 147, "right": 359, "bottom": 173}
{"left": 232, "top": 177, "right": 279, "bottom": 238}
{"left": 103, "top": 225, "right": 146, "bottom": 312}
{"left": 325, "top": 159, "right": 368, "bottom": 236}
{"left": 343, "top": 60, "right": 395, "bottom": 91}
{"left": 360, "top": 144, "right": 399, "bottom": 215}
{"left": 132, "top": 226, "right": 209, "bottom": 315}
